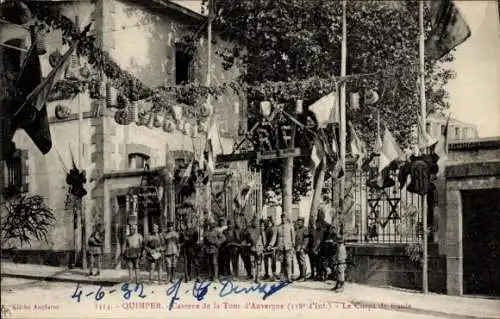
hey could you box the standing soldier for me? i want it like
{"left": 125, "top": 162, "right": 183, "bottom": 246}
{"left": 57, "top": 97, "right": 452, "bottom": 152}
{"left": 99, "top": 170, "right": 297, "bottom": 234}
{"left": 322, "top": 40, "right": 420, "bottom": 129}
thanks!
{"left": 183, "top": 219, "right": 201, "bottom": 282}
{"left": 268, "top": 214, "right": 295, "bottom": 283}
{"left": 204, "top": 220, "right": 225, "bottom": 281}
{"left": 88, "top": 223, "right": 104, "bottom": 276}
{"left": 145, "top": 224, "right": 164, "bottom": 283}
{"left": 332, "top": 233, "right": 347, "bottom": 292}
{"left": 163, "top": 221, "right": 180, "bottom": 283}
{"left": 294, "top": 217, "right": 309, "bottom": 281}
{"left": 246, "top": 218, "right": 267, "bottom": 283}
{"left": 238, "top": 214, "right": 252, "bottom": 279}
{"left": 216, "top": 217, "right": 230, "bottom": 277}
{"left": 122, "top": 223, "right": 144, "bottom": 284}
{"left": 263, "top": 216, "right": 277, "bottom": 280}
{"left": 224, "top": 220, "right": 241, "bottom": 278}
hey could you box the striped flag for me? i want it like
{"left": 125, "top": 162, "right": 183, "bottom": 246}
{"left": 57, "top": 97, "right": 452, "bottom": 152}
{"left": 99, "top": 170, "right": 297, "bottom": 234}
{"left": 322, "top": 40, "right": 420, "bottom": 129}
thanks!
{"left": 418, "top": 116, "right": 439, "bottom": 149}
{"left": 349, "top": 122, "right": 367, "bottom": 170}
{"left": 308, "top": 91, "right": 339, "bottom": 129}
{"left": 178, "top": 160, "right": 194, "bottom": 189}
{"left": 310, "top": 135, "right": 325, "bottom": 173}
{"left": 234, "top": 179, "right": 255, "bottom": 210}
{"left": 426, "top": 0, "right": 471, "bottom": 61}
{"left": 378, "top": 128, "right": 403, "bottom": 174}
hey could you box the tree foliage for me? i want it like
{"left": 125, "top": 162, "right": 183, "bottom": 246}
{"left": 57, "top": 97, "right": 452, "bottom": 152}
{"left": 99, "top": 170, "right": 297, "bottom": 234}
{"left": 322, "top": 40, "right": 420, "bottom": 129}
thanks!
{"left": 1, "top": 195, "right": 56, "bottom": 249}
{"left": 212, "top": 0, "right": 456, "bottom": 201}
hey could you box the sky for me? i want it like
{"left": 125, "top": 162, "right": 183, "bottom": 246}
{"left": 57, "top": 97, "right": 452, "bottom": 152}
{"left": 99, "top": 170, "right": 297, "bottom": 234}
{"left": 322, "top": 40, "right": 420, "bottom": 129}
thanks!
{"left": 173, "top": 1, "right": 500, "bottom": 137}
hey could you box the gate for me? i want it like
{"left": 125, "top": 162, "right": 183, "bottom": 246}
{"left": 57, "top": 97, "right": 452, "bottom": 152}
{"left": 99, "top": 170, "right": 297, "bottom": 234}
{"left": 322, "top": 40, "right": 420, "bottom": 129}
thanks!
{"left": 350, "top": 167, "right": 424, "bottom": 244}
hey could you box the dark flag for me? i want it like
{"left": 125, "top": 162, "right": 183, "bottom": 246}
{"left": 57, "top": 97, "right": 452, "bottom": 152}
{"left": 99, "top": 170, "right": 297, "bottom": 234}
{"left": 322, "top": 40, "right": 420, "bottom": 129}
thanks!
{"left": 426, "top": 0, "right": 471, "bottom": 61}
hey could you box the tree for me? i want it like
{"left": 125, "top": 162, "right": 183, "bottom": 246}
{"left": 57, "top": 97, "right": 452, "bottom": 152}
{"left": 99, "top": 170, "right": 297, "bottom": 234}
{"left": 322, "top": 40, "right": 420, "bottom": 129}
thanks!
{"left": 1, "top": 195, "right": 56, "bottom": 249}
{"left": 212, "top": 0, "right": 456, "bottom": 202}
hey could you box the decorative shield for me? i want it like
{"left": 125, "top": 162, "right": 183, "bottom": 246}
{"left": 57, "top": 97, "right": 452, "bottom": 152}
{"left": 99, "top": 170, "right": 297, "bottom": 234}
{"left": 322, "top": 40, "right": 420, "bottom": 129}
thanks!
{"left": 154, "top": 113, "right": 164, "bottom": 128}
{"left": 364, "top": 89, "right": 379, "bottom": 105}
{"left": 172, "top": 104, "right": 183, "bottom": 122}
{"left": 55, "top": 105, "right": 70, "bottom": 120}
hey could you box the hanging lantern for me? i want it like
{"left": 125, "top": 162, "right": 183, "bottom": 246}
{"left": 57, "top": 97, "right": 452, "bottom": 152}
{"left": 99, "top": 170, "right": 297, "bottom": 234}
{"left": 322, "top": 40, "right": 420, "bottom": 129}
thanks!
{"left": 364, "top": 89, "right": 380, "bottom": 105}
{"left": 295, "top": 99, "right": 303, "bottom": 114}
{"left": 154, "top": 113, "right": 164, "bottom": 128}
{"left": 129, "top": 101, "right": 139, "bottom": 123}
{"left": 116, "top": 94, "right": 128, "bottom": 109}
{"left": 147, "top": 113, "right": 155, "bottom": 128}
{"left": 350, "top": 92, "right": 360, "bottom": 110}
{"left": 183, "top": 122, "right": 190, "bottom": 135}
{"left": 114, "top": 109, "right": 130, "bottom": 125}
{"left": 172, "top": 104, "right": 183, "bottom": 122}
{"left": 35, "top": 33, "right": 47, "bottom": 55}
{"left": 106, "top": 83, "right": 118, "bottom": 107}
{"left": 191, "top": 123, "right": 198, "bottom": 138}
{"left": 163, "top": 119, "right": 174, "bottom": 132}
{"left": 260, "top": 101, "right": 272, "bottom": 118}
{"left": 65, "top": 54, "right": 80, "bottom": 79}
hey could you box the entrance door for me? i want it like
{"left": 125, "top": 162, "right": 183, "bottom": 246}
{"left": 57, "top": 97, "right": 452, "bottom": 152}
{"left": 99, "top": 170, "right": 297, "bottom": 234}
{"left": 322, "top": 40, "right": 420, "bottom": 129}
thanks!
{"left": 462, "top": 189, "right": 500, "bottom": 296}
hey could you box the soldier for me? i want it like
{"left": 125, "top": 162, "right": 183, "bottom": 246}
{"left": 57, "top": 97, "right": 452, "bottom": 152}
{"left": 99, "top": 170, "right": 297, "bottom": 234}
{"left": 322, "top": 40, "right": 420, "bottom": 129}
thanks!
{"left": 163, "top": 222, "right": 180, "bottom": 283}
{"left": 216, "top": 217, "right": 230, "bottom": 277}
{"left": 204, "top": 220, "right": 225, "bottom": 281}
{"left": 122, "top": 223, "right": 144, "bottom": 284}
{"left": 238, "top": 215, "right": 253, "bottom": 279}
{"left": 246, "top": 218, "right": 267, "bottom": 283}
{"left": 87, "top": 223, "right": 104, "bottom": 276}
{"left": 294, "top": 217, "right": 309, "bottom": 281}
{"left": 182, "top": 219, "right": 201, "bottom": 282}
{"left": 332, "top": 233, "right": 347, "bottom": 292}
{"left": 309, "top": 219, "right": 325, "bottom": 281}
{"left": 268, "top": 214, "right": 295, "bottom": 283}
{"left": 224, "top": 220, "right": 241, "bottom": 278}
{"left": 145, "top": 224, "right": 164, "bottom": 283}
{"left": 263, "top": 216, "right": 278, "bottom": 280}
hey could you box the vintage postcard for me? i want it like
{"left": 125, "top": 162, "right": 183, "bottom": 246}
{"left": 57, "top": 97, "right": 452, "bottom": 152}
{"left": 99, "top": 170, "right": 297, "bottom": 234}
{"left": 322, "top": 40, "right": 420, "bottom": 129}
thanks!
{"left": 1, "top": 0, "right": 500, "bottom": 318}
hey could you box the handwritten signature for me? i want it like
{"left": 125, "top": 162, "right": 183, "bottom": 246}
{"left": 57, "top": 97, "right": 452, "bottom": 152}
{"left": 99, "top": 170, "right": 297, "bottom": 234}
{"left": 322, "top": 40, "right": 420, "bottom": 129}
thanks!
{"left": 71, "top": 279, "right": 291, "bottom": 311}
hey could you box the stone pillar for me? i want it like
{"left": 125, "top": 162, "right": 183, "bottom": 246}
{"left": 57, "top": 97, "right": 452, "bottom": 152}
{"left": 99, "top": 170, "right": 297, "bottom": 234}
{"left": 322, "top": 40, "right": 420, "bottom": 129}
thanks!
{"left": 445, "top": 188, "right": 463, "bottom": 296}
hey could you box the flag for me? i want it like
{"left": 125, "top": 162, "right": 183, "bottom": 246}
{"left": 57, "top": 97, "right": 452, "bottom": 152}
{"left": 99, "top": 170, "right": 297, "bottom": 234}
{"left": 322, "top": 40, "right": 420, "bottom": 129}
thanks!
{"left": 207, "top": 120, "right": 224, "bottom": 157}
{"left": 349, "top": 122, "right": 367, "bottom": 170}
{"left": 164, "top": 143, "right": 176, "bottom": 181}
{"left": 235, "top": 179, "right": 255, "bottom": 209}
{"left": 308, "top": 91, "right": 339, "bottom": 128}
{"left": 418, "top": 116, "right": 439, "bottom": 149}
{"left": 378, "top": 128, "right": 403, "bottom": 174}
{"left": 208, "top": 0, "right": 216, "bottom": 22}
{"left": 434, "top": 116, "right": 450, "bottom": 177}
{"left": 179, "top": 160, "right": 193, "bottom": 188}
{"left": 426, "top": 0, "right": 471, "bottom": 61}
{"left": 310, "top": 136, "right": 325, "bottom": 172}
{"left": 21, "top": 39, "right": 79, "bottom": 113}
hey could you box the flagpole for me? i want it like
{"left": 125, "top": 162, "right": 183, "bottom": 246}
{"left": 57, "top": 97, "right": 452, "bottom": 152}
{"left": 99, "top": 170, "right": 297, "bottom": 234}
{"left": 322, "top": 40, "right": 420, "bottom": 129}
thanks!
{"left": 339, "top": 0, "right": 347, "bottom": 229}
{"left": 419, "top": 0, "right": 429, "bottom": 294}
{"left": 206, "top": 0, "right": 214, "bottom": 219}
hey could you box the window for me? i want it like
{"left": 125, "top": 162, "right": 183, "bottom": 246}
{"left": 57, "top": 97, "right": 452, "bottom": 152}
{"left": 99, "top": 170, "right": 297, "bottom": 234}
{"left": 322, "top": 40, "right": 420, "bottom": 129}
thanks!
{"left": 426, "top": 123, "right": 431, "bottom": 134}
{"left": 455, "top": 127, "right": 460, "bottom": 139}
{"left": 175, "top": 47, "right": 194, "bottom": 85}
{"left": 128, "top": 153, "right": 150, "bottom": 170}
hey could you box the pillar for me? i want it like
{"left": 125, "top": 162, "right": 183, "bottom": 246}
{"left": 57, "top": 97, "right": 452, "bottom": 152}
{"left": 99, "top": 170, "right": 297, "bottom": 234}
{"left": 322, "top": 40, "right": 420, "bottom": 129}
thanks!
{"left": 445, "top": 189, "right": 463, "bottom": 296}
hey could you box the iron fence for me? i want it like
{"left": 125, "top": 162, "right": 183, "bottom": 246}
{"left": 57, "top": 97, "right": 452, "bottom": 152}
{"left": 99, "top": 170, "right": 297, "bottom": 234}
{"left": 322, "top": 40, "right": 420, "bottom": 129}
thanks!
{"left": 351, "top": 167, "right": 424, "bottom": 244}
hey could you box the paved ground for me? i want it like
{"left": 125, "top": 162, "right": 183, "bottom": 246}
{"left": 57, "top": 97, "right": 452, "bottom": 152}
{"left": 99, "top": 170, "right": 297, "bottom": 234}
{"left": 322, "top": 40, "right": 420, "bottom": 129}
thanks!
{"left": 2, "top": 262, "right": 500, "bottom": 319}
{"left": 1, "top": 278, "right": 449, "bottom": 319}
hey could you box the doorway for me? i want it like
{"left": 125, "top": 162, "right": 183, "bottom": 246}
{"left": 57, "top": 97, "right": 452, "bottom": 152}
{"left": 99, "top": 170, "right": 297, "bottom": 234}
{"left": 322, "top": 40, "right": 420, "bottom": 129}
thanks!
{"left": 462, "top": 188, "right": 500, "bottom": 296}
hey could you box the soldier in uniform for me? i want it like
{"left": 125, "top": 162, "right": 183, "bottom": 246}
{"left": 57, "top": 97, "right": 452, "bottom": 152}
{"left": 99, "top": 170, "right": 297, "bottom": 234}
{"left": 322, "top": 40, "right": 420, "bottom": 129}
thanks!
{"left": 122, "top": 223, "right": 144, "bottom": 284}
{"left": 88, "top": 223, "right": 104, "bottom": 276}
{"left": 182, "top": 219, "right": 201, "bottom": 282}
{"left": 204, "top": 220, "right": 225, "bottom": 280}
{"left": 294, "top": 217, "right": 309, "bottom": 281}
{"left": 145, "top": 224, "right": 164, "bottom": 283}
{"left": 246, "top": 217, "right": 267, "bottom": 283}
{"left": 224, "top": 220, "right": 241, "bottom": 278}
{"left": 238, "top": 216, "right": 253, "bottom": 279}
{"left": 163, "top": 222, "right": 180, "bottom": 283}
{"left": 216, "top": 217, "right": 230, "bottom": 277}
{"left": 332, "top": 233, "right": 347, "bottom": 292}
{"left": 263, "top": 216, "right": 278, "bottom": 280}
{"left": 268, "top": 214, "right": 295, "bottom": 283}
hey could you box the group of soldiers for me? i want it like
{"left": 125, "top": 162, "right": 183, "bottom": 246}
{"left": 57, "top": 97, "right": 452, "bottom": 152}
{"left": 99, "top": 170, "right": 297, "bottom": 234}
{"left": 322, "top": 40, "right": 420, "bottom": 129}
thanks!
{"left": 87, "top": 208, "right": 347, "bottom": 292}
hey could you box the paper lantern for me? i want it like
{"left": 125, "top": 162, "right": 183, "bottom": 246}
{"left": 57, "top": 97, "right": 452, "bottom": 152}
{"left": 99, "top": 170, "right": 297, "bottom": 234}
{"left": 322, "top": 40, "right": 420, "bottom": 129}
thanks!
{"left": 129, "top": 102, "right": 139, "bottom": 123}
{"left": 35, "top": 33, "right": 47, "bottom": 55}
{"left": 172, "top": 104, "right": 183, "bottom": 122}
{"left": 191, "top": 123, "right": 198, "bottom": 138}
{"left": 147, "top": 113, "right": 155, "bottom": 128}
{"left": 260, "top": 101, "right": 272, "bottom": 117}
{"left": 183, "top": 122, "right": 190, "bottom": 135}
{"left": 295, "top": 100, "right": 303, "bottom": 114}
{"left": 364, "top": 89, "right": 379, "bottom": 105}
{"left": 350, "top": 92, "right": 360, "bottom": 110}
{"left": 106, "top": 83, "right": 118, "bottom": 107}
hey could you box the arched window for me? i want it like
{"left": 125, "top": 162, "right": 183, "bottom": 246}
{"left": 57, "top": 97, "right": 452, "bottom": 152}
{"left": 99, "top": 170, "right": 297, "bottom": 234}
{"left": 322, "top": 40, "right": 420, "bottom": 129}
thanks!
{"left": 128, "top": 153, "right": 150, "bottom": 170}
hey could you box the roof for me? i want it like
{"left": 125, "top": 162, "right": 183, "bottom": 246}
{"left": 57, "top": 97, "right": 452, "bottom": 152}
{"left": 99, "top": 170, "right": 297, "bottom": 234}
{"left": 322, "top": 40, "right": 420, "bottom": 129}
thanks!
{"left": 141, "top": 0, "right": 205, "bottom": 22}
{"left": 427, "top": 114, "right": 478, "bottom": 129}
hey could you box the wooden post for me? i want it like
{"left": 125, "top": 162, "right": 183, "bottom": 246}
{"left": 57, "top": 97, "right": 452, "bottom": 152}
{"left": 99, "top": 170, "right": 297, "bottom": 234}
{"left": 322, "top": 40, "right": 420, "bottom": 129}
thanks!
{"left": 281, "top": 101, "right": 298, "bottom": 216}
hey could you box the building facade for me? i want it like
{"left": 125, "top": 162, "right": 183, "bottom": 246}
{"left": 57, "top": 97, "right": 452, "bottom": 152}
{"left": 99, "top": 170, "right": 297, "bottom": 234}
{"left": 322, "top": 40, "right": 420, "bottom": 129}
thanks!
{"left": 427, "top": 114, "right": 479, "bottom": 141}
{"left": 1, "top": 0, "right": 252, "bottom": 266}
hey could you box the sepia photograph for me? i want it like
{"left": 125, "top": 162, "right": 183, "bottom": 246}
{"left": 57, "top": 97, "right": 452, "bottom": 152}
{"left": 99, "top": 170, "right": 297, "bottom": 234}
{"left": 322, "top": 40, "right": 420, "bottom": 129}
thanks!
{"left": 1, "top": 0, "right": 499, "bottom": 318}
